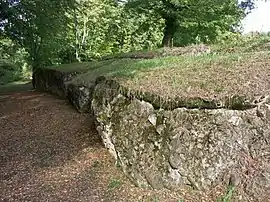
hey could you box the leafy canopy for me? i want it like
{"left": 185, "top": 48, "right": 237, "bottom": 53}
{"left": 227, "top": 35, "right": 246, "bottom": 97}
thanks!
{"left": 124, "top": 0, "right": 253, "bottom": 46}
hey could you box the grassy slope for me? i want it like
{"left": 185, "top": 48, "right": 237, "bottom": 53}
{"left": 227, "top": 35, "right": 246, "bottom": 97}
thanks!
{"left": 46, "top": 36, "right": 270, "bottom": 100}
{"left": 118, "top": 51, "right": 270, "bottom": 100}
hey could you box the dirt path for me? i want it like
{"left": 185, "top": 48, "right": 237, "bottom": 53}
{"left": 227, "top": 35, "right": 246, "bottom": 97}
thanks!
{"left": 0, "top": 89, "right": 230, "bottom": 202}
{"left": 0, "top": 91, "right": 113, "bottom": 201}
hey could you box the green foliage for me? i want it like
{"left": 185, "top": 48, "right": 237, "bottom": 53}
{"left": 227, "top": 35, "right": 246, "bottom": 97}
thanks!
{"left": 217, "top": 185, "right": 235, "bottom": 202}
{"left": 0, "top": 38, "right": 28, "bottom": 69}
{"left": 125, "top": 0, "right": 246, "bottom": 46}
{"left": 105, "top": 9, "right": 163, "bottom": 53}
{"left": 0, "top": 60, "right": 21, "bottom": 85}
{"left": 107, "top": 178, "right": 122, "bottom": 190}
{"left": 1, "top": 0, "right": 76, "bottom": 69}
{"left": 0, "top": 59, "right": 31, "bottom": 85}
{"left": 69, "top": 0, "right": 163, "bottom": 61}
{"left": 212, "top": 34, "right": 270, "bottom": 53}
{"left": 1, "top": 0, "right": 163, "bottom": 65}
{"left": 0, "top": 0, "right": 260, "bottom": 73}
{"left": 0, "top": 37, "right": 30, "bottom": 85}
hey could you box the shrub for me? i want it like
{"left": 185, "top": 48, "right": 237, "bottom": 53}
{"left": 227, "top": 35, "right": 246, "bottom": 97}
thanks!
{"left": 0, "top": 60, "right": 22, "bottom": 85}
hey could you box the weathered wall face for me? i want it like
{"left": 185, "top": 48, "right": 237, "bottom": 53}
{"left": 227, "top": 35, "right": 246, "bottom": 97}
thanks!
{"left": 35, "top": 67, "right": 270, "bottom": 200}
{"left": 92, "top": 79, "right": 270, "bottom": 198}
{"left": 34, "top": 68, "right": 78, "bottom": 98}
{"left": 34, "top": 68, "right": 93, "bottom": 112}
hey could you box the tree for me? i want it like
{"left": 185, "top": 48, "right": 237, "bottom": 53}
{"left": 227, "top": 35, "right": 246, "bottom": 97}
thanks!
{"left": 66, "top": 0, "right": 163, "bottom": 61}
{"left": 0, "top": 0, "right": 75, "bottom": 70}
{"left": 124, "top": 0, "right": 255, "bottom": 47}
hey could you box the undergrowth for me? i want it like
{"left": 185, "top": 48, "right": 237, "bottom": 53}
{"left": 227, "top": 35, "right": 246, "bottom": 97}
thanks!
{"left": 0, "top": 60, "right": 31, "bottom": 86}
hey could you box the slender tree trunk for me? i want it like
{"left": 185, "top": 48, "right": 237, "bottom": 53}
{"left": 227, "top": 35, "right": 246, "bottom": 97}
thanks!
{"left": 73, "top": 8, "right": 81, "bottom": 62}
{"left": 31, "top": 59, "right": 40, "bottom": 89}
{"left": 81, "top": 16, "right": 88, "bottom": 47}
{"left": 31, "top": 38, "right": 42, "bottom": 89}
{"left": 31, "top": 56, "right": 42, "bottom": 89}
{"left": 162, "top": 17, "right": 176, "bottom": 47}
{"left": 32, "top": 63, "right": 38, "bottom": 89}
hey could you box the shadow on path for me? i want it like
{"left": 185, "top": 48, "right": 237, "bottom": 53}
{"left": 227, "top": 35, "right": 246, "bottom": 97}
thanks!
{"left": 0, "top": 90, "right": 116, "bottom": 201}
{"left": 0, "top": 81, "right": 32, "bottom": 95}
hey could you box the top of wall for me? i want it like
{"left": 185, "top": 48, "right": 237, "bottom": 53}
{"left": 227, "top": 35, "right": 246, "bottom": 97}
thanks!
{"left": 40, "top": 40, "right": 270, "bottom": 110}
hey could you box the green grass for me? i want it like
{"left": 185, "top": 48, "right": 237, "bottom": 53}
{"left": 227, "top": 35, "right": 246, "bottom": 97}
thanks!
{"left": 45, "top": 39, "right": 270, "bottom": 100}
{"left": 71, "top": 50, "right": 270, "bottom": 100}
{"left": 107, "top": 178, "right": 122, "bottom": 190}
{"left": 70, "top": 57, "right": 170, "bottom": 86}
{"left": 211, "top": 34, "right": 270, "bottom": 54}
{"left": 45, "top": 59, "right": 116, "bottom": 73}
{"left": 217, "top": 185, "right": 235, "bottom": 202}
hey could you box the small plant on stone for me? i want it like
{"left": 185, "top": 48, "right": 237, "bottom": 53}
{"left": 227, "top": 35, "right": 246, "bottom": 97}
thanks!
{"left": 108, "top": 178, "right": 122, "bottom": 190}
{"left": 217, "top": 185, "right": 235, "bottom": 202}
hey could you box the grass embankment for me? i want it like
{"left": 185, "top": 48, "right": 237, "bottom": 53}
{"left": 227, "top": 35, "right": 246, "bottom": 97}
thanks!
{"left": 45, "top": 36, "right": 270, "bottom": 102}
{"left": 52, "top": 51, "right": 270, "bottom": 101}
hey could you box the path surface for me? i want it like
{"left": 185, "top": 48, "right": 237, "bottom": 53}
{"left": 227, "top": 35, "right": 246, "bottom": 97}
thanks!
{"left": 0, "top": 89, "right": 239, "bottom": 202}
{"left": 0, "top": 91, "right": 115, "bottom": 201}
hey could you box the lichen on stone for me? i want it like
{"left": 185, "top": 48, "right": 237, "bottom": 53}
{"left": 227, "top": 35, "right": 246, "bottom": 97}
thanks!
{"left": 36, "top": 67, "right": 270, "bottom": 199}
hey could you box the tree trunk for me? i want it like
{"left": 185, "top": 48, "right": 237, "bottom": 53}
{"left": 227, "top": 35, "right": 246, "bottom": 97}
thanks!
{"left": 31, "top": 59, "right": 41, "bottom": 89}
{"left": 73, "top": 8, "right": 81, "bottom": 62}
{"left": 162, "top": 17, "right": 176, "bottom": 47}
{"left": 32, "top": 67, "right": 36, "bottom": 89}
{"left": 31, "top": 38, "right": 42, "bottom": 89}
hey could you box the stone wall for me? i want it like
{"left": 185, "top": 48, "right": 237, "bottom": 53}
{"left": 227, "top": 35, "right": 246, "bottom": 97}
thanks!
{"left": 92, "top": 79, "right": 270, "bottom": 196}
{"left": 35, "top": 67, "right": 270, "bottom": 200}
{"left": 34, "top": 68, "right": 77, "bottom": 98}
{"left": 34, "top": 68, "right": 93, "bottom": 112}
